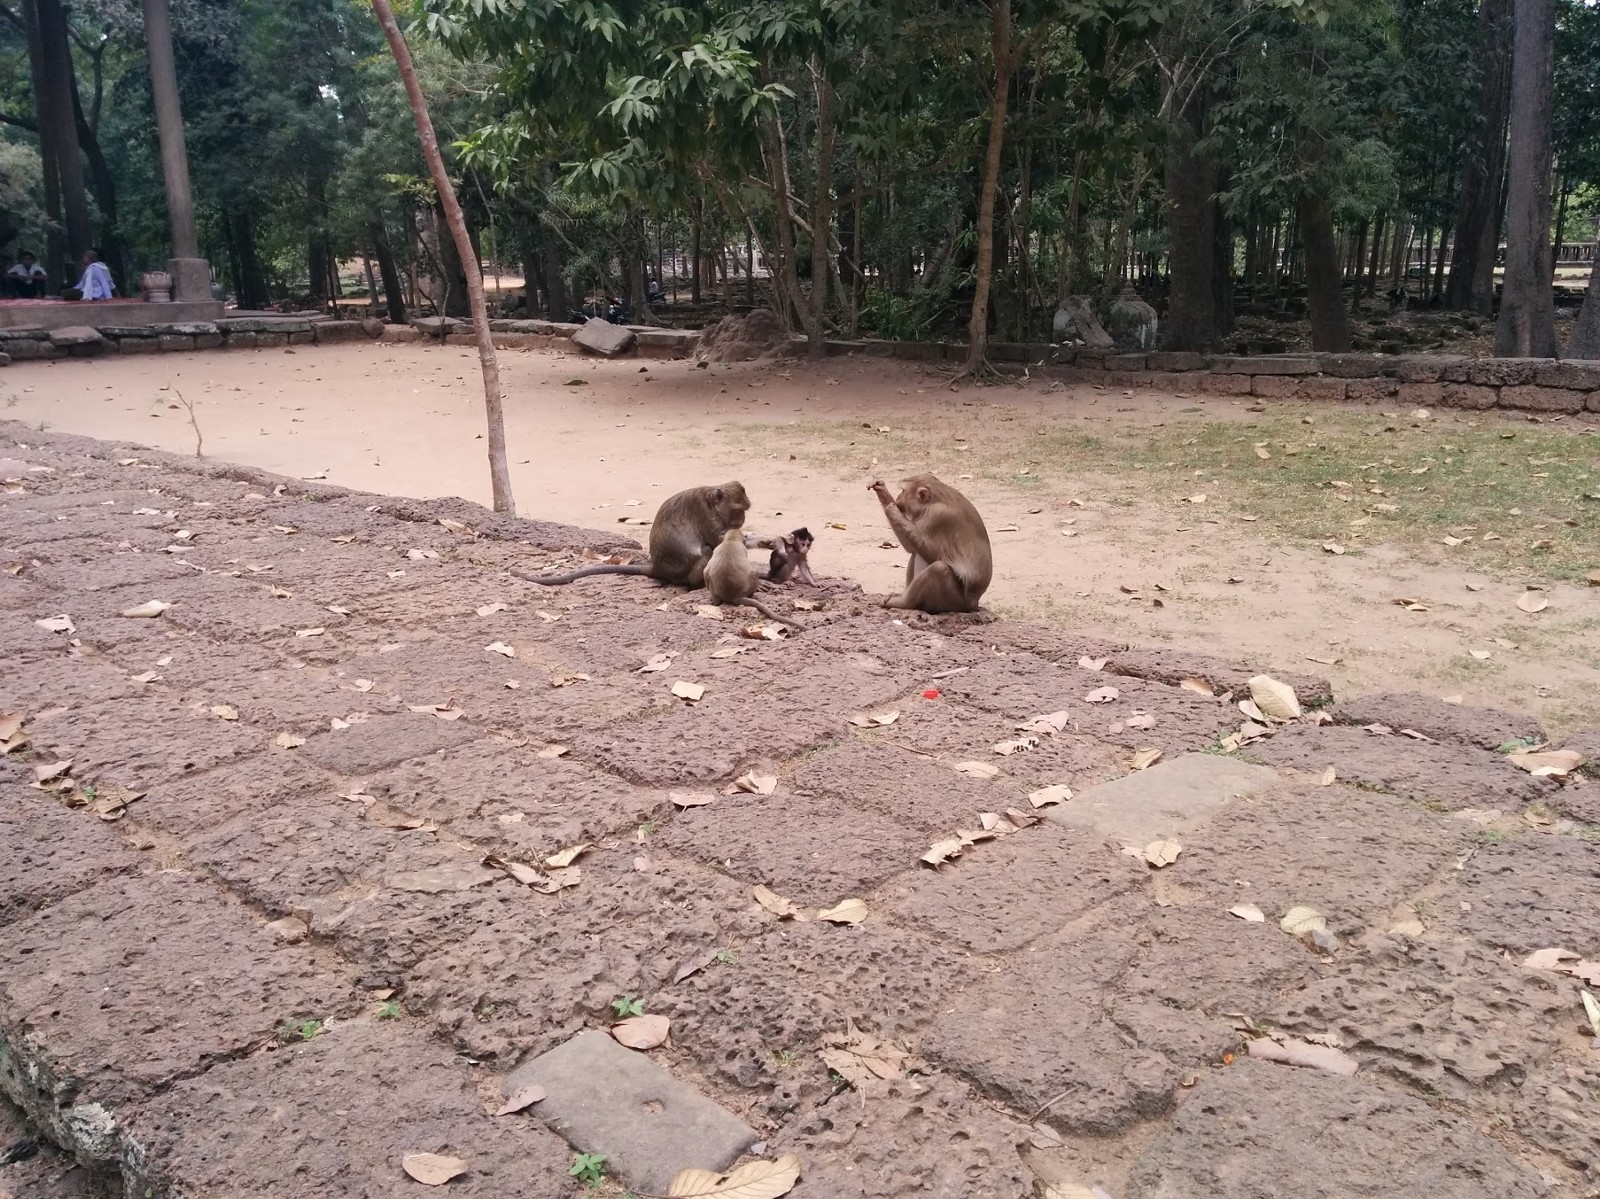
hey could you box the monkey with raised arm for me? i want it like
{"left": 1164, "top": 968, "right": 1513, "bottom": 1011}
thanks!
{"left": 705, "top": 529, "right": 802, "bottom": 629}
{"left": 521, "top": 482, "right": 750, "bottom": 588}
{"left": 869, "top": 475, "right": 992, "bottom": 614}
{"left": 766, "top": 527, "right": 817, "bottom": 585}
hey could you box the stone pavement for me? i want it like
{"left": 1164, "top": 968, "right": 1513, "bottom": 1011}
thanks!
{"left": 1, "top": 420, "right": 1597, "bottom": 1199}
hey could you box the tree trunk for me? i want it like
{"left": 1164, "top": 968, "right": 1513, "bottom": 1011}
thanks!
{"left": 231, "top": 210, "right": 268, "bottom": 308}
{"left": 1567, "top": 252, "right": 1600, "bottom": 359}
{"left": 31, "top": 0, "right": 92, "bottom": 265}
{"left": 964, "top": 0, "right": 1012, "bottom": 371}
{"left": 690, "top": 195, "right": 703, "bottom": 304}
{"left": 1161, "top": 101, "right": 1218, "bottom": 351}
{"left": 1494, "top": 0, "right": 1557, "bottom": 357}
{"left": 1211, "top": 182, "right": 1235, "bottom": 338}
{"left": 68, "top": 54, "right": 122, "bottom": 286}
{"left": 1299, "top": 193, "right": 1352, "bottom": 351}
{"left": 21, "top": 0, "right": 64, "bottom": 285}
{"left": 435, "top": 203, "right": 470, "bottom": 317}
{"left": 371, "top": 0, "right": 514, "bottom": 515}
{"left": 1364, "top": 214, "right": 1386, "bottom": 297}
{"left": 759, "top": 111, "right": 808, "bottom": 333}
{"left": 541, "top": 234, "right": 567, "bottom": 321}
{"left": 1445, "top": 0, "right": 1513, "bottom": 312}
{"left": 370, "top": 215, "right": 406, "bottom": 323}
{"left": 807, "top": 62, "right": 836, "bottom": 358}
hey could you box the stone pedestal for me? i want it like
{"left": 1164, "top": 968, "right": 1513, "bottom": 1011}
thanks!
{"left": 167, "top": 258, "right": 213, "bottom": 304}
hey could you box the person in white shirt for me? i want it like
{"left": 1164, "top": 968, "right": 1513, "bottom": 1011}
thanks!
{"left": 5, "top": 251, "right": 46, "bottom": 298}
{"left": 73, "top": 247, "right": 116, "bottom": 301}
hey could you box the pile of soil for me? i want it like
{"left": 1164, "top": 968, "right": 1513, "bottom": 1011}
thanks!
{"left": 697, "top": 308, "right": 788, "bottom": 362}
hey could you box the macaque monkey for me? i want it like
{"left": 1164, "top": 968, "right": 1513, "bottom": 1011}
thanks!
{"left": 869, "top": 475, "right": 992, "bottom": 614}
{"left": 705, "top": 529, "right": 801, "bottom": 629}
{"left": 766, "top": 527, "right": 817, "bottom": 585}
{"left": 523, "top": 483, "right": 750, "bottom": 588}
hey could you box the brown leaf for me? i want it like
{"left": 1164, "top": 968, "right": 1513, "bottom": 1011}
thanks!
{"left": 638, "top": 652, "right": 676, "bottom": 673}
{"left": 1318, "top": 767, "right": 1336, "bottom": 786}
{"left": 294, "top": 626, "right": 325, "bottom": 638}
{"left": 485, "top": 641, "right": 516, "bottom": 658}
{"left": 1129, "top": 748, "right": 1163, "bottom": 771}
{"left": 1143, "top": 838, "right": 1182, "bottom": 868}
{"left": 1083, "top": 686, "right": 1120, "bottom": 704}
{"left": 34, "top": 614, "right": 75, "bottom": 633}
{"left": 992, "top": 734, "right": 1039, "bottom": 756}
{"left": 753, "top": 884, "right": 801, "bottom": 919}
{"left": 1016, "top": 710, "right": 1069, "bottom": 734}
{"left": 1028, "top": 783, "right": 1072, "bottom": 808}
{"left": 847, "top": 709, "right": 900, "bottom": 728}
{"left": 1280, "top": 905, "right": 1328, "bottom": 938}
{"left": 211, "top": 704, "right": 239, "bottom": 721}
{"left": 952, "top": 760, "right": 1001, "bottom": 779}
{"left": 733, "top": 772, "right": 778, "bottom": 795}
{"left": 666, "top": 1153, "right": 801, "bottom": 1198}
{"left": 543, "top": 843, "right": 592, "bottom": 869}
{"left": 1248, "top": 675, "right": 1301, "bottom": 719}
{"left": 695, "top": 603, "right": 726, "bottom": 620}
{"left": 817, "top": 898, "right": 868, "bottom": 925}
{"left": 1246, "top": 1036, "right": 1358, "bottom": 1075}
{"left": 273, "top": 732, "right": 306, "bottom": 749}
{"left": 550, "top": 670, "right": 590, "bottom": 688}
{"left": 670, "top": 790, "right": 716, "bottom": 808}
{"left": 1078, "top": 656, "right": 1108, "bottom": 671}
{"left": 792, "top": 598, "right": 819, "bottom": 611}
{"left": 364, "top": 802, "right": 430, "bottom": 831}
{"left": 1322, "top": 542, "right": 1345, "bottom": 555}
{"left": 400, "top": 1153, "right": 468, "bottom": 1186}
{"left": 1507, "top": 749, "right": 1584, "bottom": 777}
{"left": 920, "top": 838, "right": 964, "bottom": 867}
{"left": 121, "top": 599, "right": 172, "bottom": 618}
{"left": 0, "top": 712, "right": 20, "bottom": 741}
{"left": 1387, "top": 903, "right": 1426, "bottom": 937}
{"left": 475, "top": 601, "right": 508, "bottom": 617}
{"left": 670, "top": 680, "right": 706, "bottom": 702}
{"left": 612, "top": 1014, "right": 671, "bottom": 1050}
{"left": 536, "top": 744, "right": 569, "bottom": 759}
{"left": 1516, "top": 591, "right": 1548, "bottom": 613}
{"left": 494, "top": 1085, "right": 547, "bottom": 1116}
{"left": 1228, "top": 902, "right": 1266, "bottom": 922}
{"left": 1178, "top": 677, "right": 1214, "bottom": 697}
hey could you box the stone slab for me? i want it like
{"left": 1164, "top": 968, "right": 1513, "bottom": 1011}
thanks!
{"left": 0, "top": 300, "right": 221, "bottom": 332}
{"left": 571, "top": 317, "right": 638, "bottom": 357}
{"left": 502, "top": 1029, "right": 757, "bottom": 1195}
{"left": 46, "top": 326, "right": 103, "bottom": 349}
{"left": 1045, "top": 752, "right": 1279, "bottom": 843}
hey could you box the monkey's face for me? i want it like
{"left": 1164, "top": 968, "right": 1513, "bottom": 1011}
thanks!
{"left": 894, "top": 481, "right": 935, "bottom": 520}
{"left": 713, "top": 482, "right": 750, "bottom": 529}
{"left": 790, "top": 528, "right": 814, "bottom": 554}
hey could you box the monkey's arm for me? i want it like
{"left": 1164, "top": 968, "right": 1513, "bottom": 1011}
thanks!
{"left": 878, "top": 500, "right": 945, "bottom": 565}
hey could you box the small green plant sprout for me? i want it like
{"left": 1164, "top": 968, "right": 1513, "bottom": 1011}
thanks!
{"left": 276, "top": 1017, "right": 324, "bottom": 1044}
{"left": 376, "top": 999, "right": 402, "bottom": 1020}
{"left": 569, "top": 1153, "right": 606, "bottom": 1185}
{"left": 713, "top": 948, "right": 737, "bottom": 966}
{"left": 611, "top": 995, "right": 644, "bottom": 1019}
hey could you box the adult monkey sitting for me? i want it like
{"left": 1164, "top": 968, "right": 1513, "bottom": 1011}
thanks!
{"left": 869, "top": 475, "right": 992, "bottom": 613}
{"left": 524, "top": 482, "right": 750, "bottom": 588}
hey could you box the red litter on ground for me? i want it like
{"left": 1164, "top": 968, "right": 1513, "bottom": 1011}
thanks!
{"left": 922, "top": 689, "right": 941, "bottom": 699}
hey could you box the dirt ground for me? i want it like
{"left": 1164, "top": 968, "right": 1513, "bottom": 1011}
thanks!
{"left": 4, "top": 344, "right": 1599, "bottom": 734}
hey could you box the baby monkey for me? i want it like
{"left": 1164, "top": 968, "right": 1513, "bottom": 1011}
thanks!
{"left": 765, "top": 527, "right": 817, "bottom": 585}
{"left": 706, "top": 529, "right": 802, "bottom": 629}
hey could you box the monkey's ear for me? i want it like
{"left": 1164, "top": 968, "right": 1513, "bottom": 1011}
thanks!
{"left": 916, "top": 486, "right": 932, "bottom": 504}
{"left": 713, "top": 487, "right": 725, "bottom": 502}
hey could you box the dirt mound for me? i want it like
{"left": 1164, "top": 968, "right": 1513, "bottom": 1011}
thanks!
{"left": 698, "top": 308, "right": 789, "bottom": 362}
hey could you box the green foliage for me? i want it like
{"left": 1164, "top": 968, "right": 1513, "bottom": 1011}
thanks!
{"left": 568, "top": 1153, "right": 607, "bottom": 1185}
{"left": 610, "top": 994, "right": 644, "bottom": 1018}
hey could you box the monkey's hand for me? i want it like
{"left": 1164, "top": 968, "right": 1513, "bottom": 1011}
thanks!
{"left": 869, "top": 480, "right": 893, "bottom": 505}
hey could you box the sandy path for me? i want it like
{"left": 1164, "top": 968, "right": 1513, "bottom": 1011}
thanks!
{"left": 6, "top": 341, "right": 1598, "bottom": 733}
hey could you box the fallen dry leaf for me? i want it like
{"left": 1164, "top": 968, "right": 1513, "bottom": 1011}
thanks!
{"left": 921, "top": 838, "right": 964, "bottom": 867}
{"left": 543, "top": 843, "right": 591, "bottom": 869}
{"left": 1078, "top": 656, "right": 1108, "bottom": 671}
{"left": 612, "top": 1014, "right": 671, "bottom": 1050}
{"left": 1229, "top": 902, "right": 1266, "bottom": 923}
{"left": 1248, "top": 675, "right": 1301, "bottom": 720}
{"left": 1017, "top": 710, "right": 1069, "bottom": 734}
{"left": 665, "top": 1153, "right": 801, "bottom": 1198}
{"left": 476, "top": 601, "right": 508, "bottom": 617}
{"left": 536, "top": 744, "right": 569, "bottom": 759}
{"left": 485, "top": 641, "right": 516, "bottom": 658}
{"left": 733, "top": 772, "right": 778, "bottom": 796}
{"left": 1516, "top": 591, "right": 1548, "bottom": 613}
{"left": 363, "top": 802, "right": 430, "bottom": 831}
{"left": 710, "top": 646, "right": 747, "bottom": 659}
{"left": 638, "top": 652, "right": 676, "bottom": 673}
{"left": 273, "top": 732, "right": 306, "bottom": 749}
{"left": 695, "top": 603, "right": 726, "bottom": 621}
{"left": 1084, "top": 687, "right": 1120, "bottom": 704}
{"left": 121, "top": 599, "right": 172, "bottom": 618}
{"left": 0, "top": 712, "right": 20, "bottom": 741}
{"left": 1143, "top": 839, "right": 1182, "bottom": 868}
{"left": 1178, "top": 677, "right": 1214, "bottom": 697}
{"left": 1129, "top": 748, "right": 1163, "bottom": 771}
{"left": 1322, "top": 542, "right": 1345, "bottom": 555}
{"left": 548, "top": 671, "right": 589, "bottom": 688}
{"left": 1184, "top": 493, "right": 1207, "bottom": 504}
{"left": 818, "top": 898, "right": 868, "bottom": 925}
{"left": 400, "top": 1153, "right": 468, "bottom": 1186}
{"left": 670, "top": 790, "right": 716, "bottom": 808}
{"left": 494, "top": 1086, "right": 545, "bottom": 1116}
{"left": 349, "top": 679, "right": 374, "bottom": 692}
{"left": 294, "top": 627, "right": 325, "bottom": 638}
{"left": 753, "top": 884, "right": 802, "bottom": 919}
{"left": 1029, "top": 783, "right": 1073, "bottom": 808}
{"left": 953, "top": 760, "right": 1001, "bottom": 779}
{"left": 34, "top": 614, "right": 75, "bottom": 633}
{"left": 1246, "top": 1036, "right": 1358, "bottom": 1076}
{"left": 210, "top": 704, "right": 239, "bottom": 722}
{"left": 1318, "top": 767, "right": 1336, "bottom": 786}
{"left": 1470, "top": 649, "right": 1492, "bottom": 660}
{"left": 670, "top": 680, "right": 706, "bottom": 702}
{"left": 536, "top": 610, "right": 562, "bottom": 623}
{"left": 992, "top": 734, "right": 1039, "bottom": 756}
{"left": 1392, "top": 597, "right": 1429, "bottom": 612}
{"left": 1280, "top": 905, "right": 1328, "bottom": 938}
{"left": 1387, "top": 903, "right": 1426, "bottom": 937}
{"left": 1507, "top": 749, "right": 1584, "bottom": 777}
{"left": 848, "top": 709, "right": 900, "bottom": 728}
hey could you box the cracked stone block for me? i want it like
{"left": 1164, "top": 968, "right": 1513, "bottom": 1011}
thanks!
{"left": 1045, "top": 753, "right": 1280, "bottom": 844}
{"left": 571, "top": 318, "right": 637, "bottom": 357}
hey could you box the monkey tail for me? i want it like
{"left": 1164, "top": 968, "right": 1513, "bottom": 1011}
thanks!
{"left": 738, "top": 596, "right": 803, "bottom": 631}
{"left": 512, "top": 563, "right": 653, "bottom": 586}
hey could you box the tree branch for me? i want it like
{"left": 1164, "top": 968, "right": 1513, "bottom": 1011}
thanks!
{"left": 0, "top": 109, "right": 38, "bottom": 132}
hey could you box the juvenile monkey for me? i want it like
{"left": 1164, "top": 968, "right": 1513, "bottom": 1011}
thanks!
{"left": 766, "top": 527, "right": 817, "bottom": 585}
{"left": 705, "top": 529, "right": 802, "bottom": 629}
{"left": 869, "top": 475, "right": 992, "bottom": 614}
{"left": 523, "top": 482, "right": 750, "bottom": 588}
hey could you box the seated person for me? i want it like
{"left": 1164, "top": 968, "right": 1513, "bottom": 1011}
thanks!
{"left": 5, "top": 251, "right": 46, "bottom": 298}
{"left": 73, "top": 247, "right": 116, "bottom": 300}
